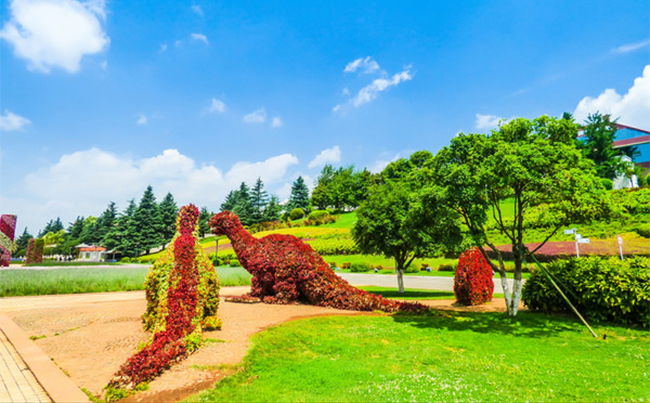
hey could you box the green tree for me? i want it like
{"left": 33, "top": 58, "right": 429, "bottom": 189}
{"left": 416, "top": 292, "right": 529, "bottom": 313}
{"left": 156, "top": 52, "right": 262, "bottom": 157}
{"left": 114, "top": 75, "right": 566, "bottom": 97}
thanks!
{"left": 232, "top": 182, "right": 255, "bottom": 226}
{"left": 286, "top": 176, "right": 310, "bottom": 212}
{"left": 220, "top": 190, "right": 239, "bottom": 212}
{"left": 39, "top": 217, "right": 64, "bottom": 237}
{"left": 428, "top": 116, "right": 611, "bottom": 316}
{"left": 67, "top": 216, "right": 85, "bottom": 240}
{"left": 15, "top": 228, "right": 33, "bottom": 251}
{"left": 158, "top": 192, "right": 178, "bottom": 248}
{"left": 105, "top": 199, "right": 137, "bottom": 255}
{"left": 580, "top": 113, "right": 626, "bottom": 180}
{"left": 311, "top": 165, "right": 373, "bottom": 211}
{"left": 96, "top": 201, "right": 118, "bottom": 242}
{"left": 263, "top": 195, "right": 282, "bottom": 222}
{"left": 353, "top": 179, "right": 460, "bottom": 293}
{"left": 250, "top": 177, "right": 269, "bottom": 224}
{"left": 199, "top": 207, "right": 212, "bottom": 237}
{"left": 79, "top": 216, "right": 100, "bottom": 244}
{"left": 133, "top": 186, "right": 163, "bottom": 255}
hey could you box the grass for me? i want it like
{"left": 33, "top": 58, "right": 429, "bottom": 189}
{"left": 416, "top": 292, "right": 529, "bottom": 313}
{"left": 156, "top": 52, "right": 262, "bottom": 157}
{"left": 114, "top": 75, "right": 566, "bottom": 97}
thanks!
{"left": 357, "top": 286, "right": 505, "bottom": 301}
{"left": 0, "top": 266, "right": 252, "bottom": 297}
{"left": 22, "top": 259, "right": 128, "bottom": 267}
{"left": 187, "top": 313, "right": 650, "bottom": 403}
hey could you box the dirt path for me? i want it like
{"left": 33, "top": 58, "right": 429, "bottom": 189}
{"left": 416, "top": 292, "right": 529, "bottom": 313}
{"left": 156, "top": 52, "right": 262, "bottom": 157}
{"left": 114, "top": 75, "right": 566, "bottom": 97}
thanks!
{"left": 5, "top": 288, "right": 518, "bottom": 402}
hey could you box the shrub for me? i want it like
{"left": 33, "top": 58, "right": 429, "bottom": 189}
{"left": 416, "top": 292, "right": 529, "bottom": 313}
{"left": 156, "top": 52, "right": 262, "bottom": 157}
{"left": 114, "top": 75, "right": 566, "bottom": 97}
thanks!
{"left": 290, "top": 208, "right": 306, "bottom": 220}
{"left": 453, "top": 249, "right": 493, "bottom": 306}
{"left": 438, "top": 264, "right": 455, "bottom": 272}
{"left": 341, "top": 262, "right": 351, "bottom": 269}
{"left": 405, "top": 264, "right": 419, "bottom": 274}
{"left": 229, "top": 259, "right": 241, "bottom": 267}
{"left": 309, "top": 238, "right": 358, "bottom": 255}
{"left": 329, "top": 261, "right": 337, "bottom": 269}
{"left": 420, "top": 263, "right": 429, "bottom": 271}
{"left": 522, "top": 256, "right": 650, "bottom": 327}
{"left": 611, "top": 188, "right": 650, "bottom": 215}
{"left": 120, "top": 257, "right": 131, "bottom": 263}
{"left": 308, "top": 210, "right": 329, "bottom": 220}
{"left": 350, "top": 262, "right": 370, "bottom": 273}
{"left": 633, "top": 222, "right": 650, "bottom": 238}
{"left": 600, "top": 178, "right": 614, "bottom": 190}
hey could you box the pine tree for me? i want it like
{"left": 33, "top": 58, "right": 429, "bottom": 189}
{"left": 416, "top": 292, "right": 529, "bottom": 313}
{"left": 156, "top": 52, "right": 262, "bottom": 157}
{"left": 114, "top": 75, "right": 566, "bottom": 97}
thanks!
{"left": 79, "top": 217, "right": 100, "bottom": 244}
{"left": 15, "top": 228, "right": 33, "bottom": 251}
{"left": 39, "top": 217, "right": 64, "bottom": 237}
{"left": 250, "top": 177, "right": 269, "bottom": 224}
{"left": 263, "top": 195, "right": 282, "bottom": 222}
{"left": 232, "top": 182, "right": 255, "bottom": 225}
{"left": 581, "top": 113, "right": 624, "bottom": 180}
{"left": 158, "top": 192, "right": 178, "bottom": 248}
{"left": 97, "top": 202, "right": 118, "bottom": 242}
{"left": 67, "top": 216, "right": 85, "bottom": 240}
{"left": 105, "top": 199, "right": 137, "bottom": 255}
{"left": 133, "top": 186, "right": 163, "bottom": 254}
{"left": 286, "top": 176, "right": 310, "bottom": 212}
{"left": 199, "top": 207, "right": 212, "bottom": 237}
{"left": 220, "top": 190, "right": 239, "bottom": 212}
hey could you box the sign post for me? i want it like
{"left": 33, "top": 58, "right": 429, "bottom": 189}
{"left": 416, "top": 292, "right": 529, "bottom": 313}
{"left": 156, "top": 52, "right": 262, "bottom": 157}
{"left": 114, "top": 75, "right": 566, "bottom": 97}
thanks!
{"left": 564, "top": 228, "right": 588, "bottom": 258}
{"left": 617, "top": 235, "right": 624, "bottom": 260}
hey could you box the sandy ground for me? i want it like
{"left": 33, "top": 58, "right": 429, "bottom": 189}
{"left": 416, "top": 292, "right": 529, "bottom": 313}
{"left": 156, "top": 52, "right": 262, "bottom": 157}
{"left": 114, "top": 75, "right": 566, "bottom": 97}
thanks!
{"left": 5, "top": 287, "right": 519, "bottom": 402}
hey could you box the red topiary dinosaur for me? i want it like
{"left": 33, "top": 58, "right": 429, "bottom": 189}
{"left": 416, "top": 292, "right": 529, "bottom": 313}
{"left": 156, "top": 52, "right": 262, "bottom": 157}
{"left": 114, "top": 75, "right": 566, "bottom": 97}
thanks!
{"left": 210, "top": 211, "right": 427, "bottom": 313}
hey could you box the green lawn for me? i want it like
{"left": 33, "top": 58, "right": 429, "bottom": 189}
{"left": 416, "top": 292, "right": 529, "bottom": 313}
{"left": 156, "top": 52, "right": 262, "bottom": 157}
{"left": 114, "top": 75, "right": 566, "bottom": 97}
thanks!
{"left": 358, "top": 286, "right": 505, "bottom": 301}
{"left": 0, "top": 267, "right": 251, "bottom": 297}
{"left": 22, "top": 259, "right": 129, "bottom": 267}
{"left": 187, "top": 313, "right": 649, "bottom": 402}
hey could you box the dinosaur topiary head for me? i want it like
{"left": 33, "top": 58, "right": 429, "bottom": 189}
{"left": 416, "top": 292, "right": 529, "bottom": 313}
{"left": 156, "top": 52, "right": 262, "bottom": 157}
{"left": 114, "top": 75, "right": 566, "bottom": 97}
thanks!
{"left": 209, "top": 211, "right": 243, "bottom": 236}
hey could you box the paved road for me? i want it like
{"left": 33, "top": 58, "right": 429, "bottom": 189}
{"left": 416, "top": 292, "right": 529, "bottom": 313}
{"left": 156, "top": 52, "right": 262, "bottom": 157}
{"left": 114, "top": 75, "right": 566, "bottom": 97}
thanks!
{"left": 338, "top": 272, "right": 520, "bottom": 292}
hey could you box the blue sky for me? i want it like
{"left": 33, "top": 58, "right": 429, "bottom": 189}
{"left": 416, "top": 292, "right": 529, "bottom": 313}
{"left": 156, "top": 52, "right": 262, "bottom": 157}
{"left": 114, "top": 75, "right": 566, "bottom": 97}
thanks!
{"left": 1, "top": 0, "right": 649, "bottom": 234}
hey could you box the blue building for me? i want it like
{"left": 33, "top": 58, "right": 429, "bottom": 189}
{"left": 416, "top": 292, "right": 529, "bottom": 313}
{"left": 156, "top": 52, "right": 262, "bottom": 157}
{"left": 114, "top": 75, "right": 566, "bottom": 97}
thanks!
{"left": 612, "top": 124, "right": 650, "bottom": 169}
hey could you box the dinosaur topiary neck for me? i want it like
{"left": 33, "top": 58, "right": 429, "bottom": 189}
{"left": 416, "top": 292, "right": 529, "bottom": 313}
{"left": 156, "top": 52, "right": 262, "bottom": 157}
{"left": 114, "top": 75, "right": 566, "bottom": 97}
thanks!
{"left": 224, "top": 224, "right": 258, "bottom": 256}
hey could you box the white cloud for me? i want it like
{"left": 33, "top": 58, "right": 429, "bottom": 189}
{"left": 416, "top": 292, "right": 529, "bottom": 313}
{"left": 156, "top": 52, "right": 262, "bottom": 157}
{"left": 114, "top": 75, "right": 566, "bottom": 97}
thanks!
{"left": 191, "top": 4, "right": 203, "bottom": 16}
{"left": 0, "top": 0, "right": 109, "bottom": 73}
{"left": 344, "top": 56, "right": 380, "bottom": 74}
{"left": 612, "top": 39, "right": 649, "bottom": 54}
{"left": 13, "top": 148, "right": 299, "bottom": 233}
{"left": 100, "top": 60, "right": 107, "bottom": 70}
{"left": 475, "top": 114, "right": 504, "bottom": 130}
{"left": 159, "top": 43, "right": 168, "bottom": 52}
{"left": 271, "top": 117, "right": 283, "bottom": 128}
{"left": 136, "top": 114, "right": 147, "bottom": 125}
{"left": 308, "top": 146, "right": 341, "bottom": 169}
{"left": 190, "top": 33, "right": 209, "bottom": 45}
{"left": 207, "top": 98, "right": 226, "bottom": 114}
{"left": 174, "top": 40, "right": 182, "bottom": 47}
{"left": 573, "top": 65, "right": 650, "bottom": 130}
{"left": 243, "top": 107, "right": 267, "bottom": 124}
{"left": 0, "top": 110, "right": 31, "bottom": 131}
{"left": 370, "top": 153, "right": 401, "bottom": 173}
{"left": 350, "top": 69, "right": 413, "bottom": 108}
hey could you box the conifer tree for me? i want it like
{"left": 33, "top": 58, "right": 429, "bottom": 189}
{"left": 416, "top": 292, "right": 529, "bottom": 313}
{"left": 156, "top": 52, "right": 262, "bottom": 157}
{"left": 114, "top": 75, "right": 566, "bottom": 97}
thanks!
{"left": 133, "top": 186, "right": 163, "bottom": 254}
{"left": 263, "top": 195, "right": 282, "bottom": 222}
{"left": 286, "top": 176, "right": 310, "bottom": 212}
{"left": 158, "top": 192, "right": 178, "bottom": 247}
{"left": 199, "top": 207, "right": 212, "bottom": 237}
{"left": 97, "top": 202, "right": 118, "bottom": 241}
{"left": 15, "top": 228, "right": 33, "bottom": 252}
{"left": 232, "top": 182, "right": 255, "bottom": 225}
{"left": 220, "top": 190, "right": 239, "bottom": 212}
{"left": 250, "top": 177, "right": 269, "bottom": 224}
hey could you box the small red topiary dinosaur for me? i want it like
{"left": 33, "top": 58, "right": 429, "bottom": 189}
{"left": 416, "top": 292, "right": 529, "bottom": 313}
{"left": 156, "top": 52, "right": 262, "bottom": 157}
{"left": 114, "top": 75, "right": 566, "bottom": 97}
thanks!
{"left": 210, "top": 211, "right": 427, "bottom": 313}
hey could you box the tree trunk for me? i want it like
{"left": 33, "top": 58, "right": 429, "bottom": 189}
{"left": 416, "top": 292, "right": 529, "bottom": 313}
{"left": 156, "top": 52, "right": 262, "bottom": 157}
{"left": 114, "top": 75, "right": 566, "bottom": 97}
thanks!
{"left": 395, "top": 258, "right": 405, "bottom": 294}
{"left": 508, "top": 251, "right": 524, "bottom": 316}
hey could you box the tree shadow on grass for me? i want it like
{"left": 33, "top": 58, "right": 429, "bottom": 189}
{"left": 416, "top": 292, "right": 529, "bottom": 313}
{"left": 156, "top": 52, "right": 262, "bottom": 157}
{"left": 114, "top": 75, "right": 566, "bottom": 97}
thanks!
{"left": 391, "top": 310, "right": 589, "bottom": 339}
{"left": 362, "top": 287, "right": 454, "bottom": 300}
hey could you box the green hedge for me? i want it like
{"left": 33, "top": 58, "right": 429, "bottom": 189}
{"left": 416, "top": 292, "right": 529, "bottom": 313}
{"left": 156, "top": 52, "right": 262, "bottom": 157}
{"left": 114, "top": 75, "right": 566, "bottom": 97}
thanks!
{"left": 522, "top": 256, "right": 650, "bottom": 327}
{"left": 308, "top": 238, "right": 358, "bottom": 255}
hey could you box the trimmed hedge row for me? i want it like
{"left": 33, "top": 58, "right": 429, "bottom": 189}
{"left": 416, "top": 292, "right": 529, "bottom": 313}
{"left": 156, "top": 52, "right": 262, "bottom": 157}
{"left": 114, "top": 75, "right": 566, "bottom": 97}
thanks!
{"left": 522, "top": 256, "right": 649, "bottom": 327}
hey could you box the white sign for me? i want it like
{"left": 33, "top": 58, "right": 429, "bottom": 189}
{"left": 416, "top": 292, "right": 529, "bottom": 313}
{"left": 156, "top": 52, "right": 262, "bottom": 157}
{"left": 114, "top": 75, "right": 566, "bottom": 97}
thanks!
{"left": 578, "top": 238, "right": 590, "bottom": 244}
{"left": 564, "top": 229, "right": 575, "bottom": 235}
{"left": 617, "top": 235, "right": 623, "bottom": 246}
{"left": 575, "top": 234, "right": 582, "bottom": 240}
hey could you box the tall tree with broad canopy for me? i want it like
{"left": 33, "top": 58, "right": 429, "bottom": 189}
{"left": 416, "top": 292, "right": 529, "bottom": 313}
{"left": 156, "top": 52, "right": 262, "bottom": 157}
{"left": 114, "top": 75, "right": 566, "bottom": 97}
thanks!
{"left": 353, "top": 173, "right": 460, "bottom": 293}
{"left": 579, "top": 113, "right": 629, "bottom": 180}
{"left": 426, "top": 116, "right": 611, "bottom": 316}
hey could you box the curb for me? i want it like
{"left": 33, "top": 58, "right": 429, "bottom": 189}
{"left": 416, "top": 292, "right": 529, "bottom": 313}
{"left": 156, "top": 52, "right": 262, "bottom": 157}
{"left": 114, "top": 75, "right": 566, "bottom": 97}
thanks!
{"left": 0, "top": 312, "right": 90, "bottom": 403}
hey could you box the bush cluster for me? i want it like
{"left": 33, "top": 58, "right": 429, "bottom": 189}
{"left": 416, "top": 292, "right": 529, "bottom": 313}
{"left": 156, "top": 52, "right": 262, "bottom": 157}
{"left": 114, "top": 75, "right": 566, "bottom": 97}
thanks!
{"left": 289, "top": 208, "right": 306, "bottom": 220}
{"left": 309, "top": 237, "right": 358, "bottom": 255}
{"left": 438, "top": 264, "right": 455, "bottom": 272}
{"left": 453, "top": 248, "right": 493, "bottom": 306}
{"left": 109, "top": 205, "right": 222, "bottom": 391}
{"left": 350, "top": 262, "right": 370, "bottom": 272}
{"left": 611, "top": 188, "right": 650, "bottom": 215}
{"left": 209, "top": 211, "right": 429, "bottom": 313}
{"left": 522, "top": 256, "right": 650, "bottom": 327}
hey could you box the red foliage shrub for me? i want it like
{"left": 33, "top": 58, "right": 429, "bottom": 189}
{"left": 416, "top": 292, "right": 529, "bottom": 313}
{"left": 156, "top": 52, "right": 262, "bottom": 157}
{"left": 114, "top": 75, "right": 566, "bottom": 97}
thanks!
{"left": 210, "top": 211, "right": 428, "bottom": 313}
{"left": 109, "top": 204, "right": 212, "bottom": 390}
{"left": 0, "top": 214, "right": 17, "bottom": 266}
{"left": 25, "top": 238, "right": 44, "bottom": 265}
{"left": 454, "top": 248, "right": 494, "bottom": 306}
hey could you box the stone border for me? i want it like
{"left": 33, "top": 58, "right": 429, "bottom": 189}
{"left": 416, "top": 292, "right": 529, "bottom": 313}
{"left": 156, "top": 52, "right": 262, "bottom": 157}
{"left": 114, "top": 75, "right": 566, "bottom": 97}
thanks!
{"left": 0, "top": 312, "right": 90, "bottom": 403}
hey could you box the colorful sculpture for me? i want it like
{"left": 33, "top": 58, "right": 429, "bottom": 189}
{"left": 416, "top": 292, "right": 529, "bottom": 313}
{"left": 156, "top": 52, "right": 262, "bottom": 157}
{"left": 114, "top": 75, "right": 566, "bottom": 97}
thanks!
{"left": 0, "top": 214, "right": 17, "bottom": 266}
{"left": 109, "top": 205, "right": 221, "bottom": 390}
{"left": 210, "top": 211, "right": 427, "bottom": 313}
